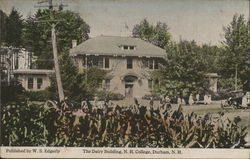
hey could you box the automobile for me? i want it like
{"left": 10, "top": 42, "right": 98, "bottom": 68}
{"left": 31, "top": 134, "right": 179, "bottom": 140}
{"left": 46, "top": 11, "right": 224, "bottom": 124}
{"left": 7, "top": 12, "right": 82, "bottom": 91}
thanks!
{"left": 221, "top": 90, "right": 250, "bottom": 109}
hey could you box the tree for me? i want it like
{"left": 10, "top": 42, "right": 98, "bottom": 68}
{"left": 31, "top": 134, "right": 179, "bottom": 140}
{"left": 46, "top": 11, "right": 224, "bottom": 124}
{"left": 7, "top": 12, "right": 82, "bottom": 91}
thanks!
{"left": 199, "top": 44, "right": 224, "bottom": 73}
{"left": 153, "top": 41, "right": 210, "bottom": 97}
{"left": 84, "top": 67, "right": 107, "bottom": 97}
{"left": 51, "top": 51, "right": 87, "bottom": 101}
{"left": 22, "top": 9, "right": 90, "bottom": 69}
{"left": 47, "top": 49, "right": 107, "bottom": 102}
{"left": 0, "top": 9, "right": 7, "bottom": 45}
{"left": 5, "top": 8, "right": 23, "bottom": 47}
{"left": 132, "top": 19, "right": 172, "bottom": 49}
{"left": 21, "top": 9, "right": 93, "bottom": 101}
{"left": 220, "top": 14, "right": 250, "bottom": 90}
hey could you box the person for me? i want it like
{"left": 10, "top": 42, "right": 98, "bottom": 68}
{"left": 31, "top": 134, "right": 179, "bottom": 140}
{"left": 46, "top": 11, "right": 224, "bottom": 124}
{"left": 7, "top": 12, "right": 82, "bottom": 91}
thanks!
{"left": 149, "top": 96, "right": 154, "bottom": 109}
{"left": 204, "top": 94, "right": 208, "bottom": 105}
{"left": 189, "top": 94, "right": 194, "bottom": 105}
{"left": 246, "top": 92, "right": 250, "bottom": 106}
{"left": 208, "top": 94, "right": 212, "bottom": 105}
{"left": 242, "top": 92, "right": 249, "bottom": 108}
{"left": 94, "top": 95, "right": 99, "bottom": 107}
{"left": 181, "top": 98, "right": 186, "bottom": 105}
{"left": 196, "top": 93, "right": 200, "bottom": 102}
{"left": 165, "top": 96, "right": 171, "bottom": 103}
{"left": 177, "top": 97, "right": 182, "bottom": 106}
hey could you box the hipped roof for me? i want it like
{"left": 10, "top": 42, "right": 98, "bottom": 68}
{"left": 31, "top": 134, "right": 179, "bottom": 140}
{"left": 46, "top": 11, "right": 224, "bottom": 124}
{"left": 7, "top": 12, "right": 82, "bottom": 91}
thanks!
{"left": 69, "top": 36, "right": 167, "bottom": 58}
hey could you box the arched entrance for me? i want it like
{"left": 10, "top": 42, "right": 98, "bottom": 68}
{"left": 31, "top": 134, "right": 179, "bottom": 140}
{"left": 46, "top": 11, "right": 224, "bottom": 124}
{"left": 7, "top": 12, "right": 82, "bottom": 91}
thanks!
{"left": 124, "top": 75, "right": 138, "bottom": 98}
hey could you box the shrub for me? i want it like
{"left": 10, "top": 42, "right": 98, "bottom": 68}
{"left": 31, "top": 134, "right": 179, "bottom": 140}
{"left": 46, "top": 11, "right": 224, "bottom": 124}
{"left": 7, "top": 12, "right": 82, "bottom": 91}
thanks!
{"left": 1, "top": 103, "right": 50, "bottom": 146}
{"left": 96, "top": 90, "right": 125, "bottom": 100}
{"left": 25, "top": 89, "right": 51, "bottom": 101}
{"left": 1, "top": 100, "right": 248, "bottom": 148}
{"left": 1, "top": 80, "right": 25, "bottom": 104}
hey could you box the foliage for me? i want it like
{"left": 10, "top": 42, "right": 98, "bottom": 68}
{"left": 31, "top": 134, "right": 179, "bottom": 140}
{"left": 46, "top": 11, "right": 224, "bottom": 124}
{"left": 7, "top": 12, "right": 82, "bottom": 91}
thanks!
{"left": 1, "top": 80, "right": 25, "bottom": 104}
{"left": 1, "top": 100, "right": 248, "bottom": 148}
{"left": 48, "top": 54, "right": 107, "bottom": 101}
{"left": 1, "top": 103, "right": 50, "bottom": 146}
{"left": 57, "top": 51, "right": 88, "bottom": 101}
{"left": 4, "top": 8, "right": 24, "bottom": 47}
{"left": 84, "top": 67, "right": 107, "bottom": 97}
{"left": 153, "top": 41, "right": 210, "bottom": 97}
{"left": 220, "top": 14, "right": 250, "bottom": 90}
{"left": 96, "top": 90, "right": 125, "bottom": 101}
{"left": 132, "top": 19, "right": 172, "bottom": 49}
{"left": 21, "top": 9, "right": 94, "bottom": 101}
{"left": 25, "top": 89, "right": 51, "bottom": 101}
{"left": 0, "top": 9, "right": 8, "bottom": 45}
{"left": 22, "top": 9, "right": 90, "bottom": 69}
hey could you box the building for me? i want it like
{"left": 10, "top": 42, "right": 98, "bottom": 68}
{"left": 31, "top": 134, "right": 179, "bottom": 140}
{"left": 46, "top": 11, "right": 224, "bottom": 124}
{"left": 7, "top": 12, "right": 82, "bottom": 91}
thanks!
{"left": 70, "top": 36, "right": 166, "bottom": 98}
{"left": 0, "top": 46, "right": 53, "bottom": 91}
{"left": 13, "top": 69, "right": 54, "bottom": 91}
{"left": 0, "top": 47, "right": 32, "bottom": 70}
{"left": 206, "top": 73, "right": 220, "bottom": 93}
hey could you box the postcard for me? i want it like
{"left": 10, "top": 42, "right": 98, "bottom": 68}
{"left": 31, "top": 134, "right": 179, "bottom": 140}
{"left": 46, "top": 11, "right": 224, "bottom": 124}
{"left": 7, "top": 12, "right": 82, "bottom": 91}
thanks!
{"left": 0, "top": 0, "right": 249, "bottom": 158}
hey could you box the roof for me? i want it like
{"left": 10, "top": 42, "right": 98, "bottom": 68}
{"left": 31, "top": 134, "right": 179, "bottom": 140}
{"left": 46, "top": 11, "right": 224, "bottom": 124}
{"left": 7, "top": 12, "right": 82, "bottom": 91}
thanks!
{"left": 69, "top": 36, "right": 167, "bottom": 58}
{"left": 13, "top": 69, "right": 54, "bottom": 75}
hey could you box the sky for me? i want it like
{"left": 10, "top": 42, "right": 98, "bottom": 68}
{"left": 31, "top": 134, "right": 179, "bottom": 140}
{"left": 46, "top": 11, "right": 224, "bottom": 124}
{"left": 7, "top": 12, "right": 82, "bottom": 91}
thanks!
{"left": 0, "top": 0, "right": 249, "bottom": 45}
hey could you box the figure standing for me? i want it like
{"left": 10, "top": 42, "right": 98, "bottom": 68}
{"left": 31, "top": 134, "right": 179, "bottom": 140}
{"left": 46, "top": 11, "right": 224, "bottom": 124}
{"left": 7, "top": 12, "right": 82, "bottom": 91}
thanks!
{"left": 189, "top": 94, "right": 194, "bottom": 105}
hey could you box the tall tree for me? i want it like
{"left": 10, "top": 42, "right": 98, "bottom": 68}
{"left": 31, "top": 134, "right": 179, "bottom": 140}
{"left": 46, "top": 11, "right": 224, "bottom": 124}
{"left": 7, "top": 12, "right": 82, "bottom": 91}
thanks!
{"left": 5, "top": 8, "right": 23, "bottom": 47}
{"left": 23, "top": 9, "right": 90, "bottom": 69}
{"left": 0, "top": 9, "right": 7, "bottom": 46}
{"left": 153, "top": 41, "right": 211, "bottom": 97}
{"left": 132, "top": 19, "right": 172, "bottom": 49}
{"left": 220, "top": 14, "right": 250, "bottom": 90}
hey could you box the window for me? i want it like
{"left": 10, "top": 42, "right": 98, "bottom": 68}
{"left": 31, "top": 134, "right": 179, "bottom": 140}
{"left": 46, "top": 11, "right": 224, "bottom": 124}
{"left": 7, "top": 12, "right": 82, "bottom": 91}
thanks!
{"left": 154, "top": 59, "right": 159, "bottom": 69}
{"left": 93, "top": 57, "right": 103, "bottom": 68}
{"left": 123, "top": 46, "right": 129, "bottom": 50}
{"left": 154, "top": 79, "right": 159, "bottom": 89}
{"left": 127, "top": 58, "right": 133, "bottom": 69}
{"left": 105, "top": 57, "right": 109, "bottom": 68}
{"left": 129, "top": 46, "right": 135, "bottom": 50}
{"left": 37, "top": 78, "right": 43, "bottom": 89}
{"left": 149, "top": 59, "right": 153, "bottom": 69}
{"left": 14, "top": 54, "right": 19, "bottom": 69}
{"left": 98, "top": 80, "right": 103, "bottom": 88}
{"left": 148, "top": 79, "right": 152, "bottom": 89}
{"left": 105, "top": 79, "right": 110, "bottom": 90}
{"left": 121, "top": 45, "right": 136, "bottom": 50}
{"left": 28, "top": 78, "right": 33, "bottom": 89}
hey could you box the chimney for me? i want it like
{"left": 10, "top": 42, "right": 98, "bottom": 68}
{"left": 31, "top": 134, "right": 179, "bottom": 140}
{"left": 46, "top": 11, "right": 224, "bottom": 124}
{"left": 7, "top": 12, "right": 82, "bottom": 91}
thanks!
{"left": 72, "top": 40, "right": 77, "bottom": 48}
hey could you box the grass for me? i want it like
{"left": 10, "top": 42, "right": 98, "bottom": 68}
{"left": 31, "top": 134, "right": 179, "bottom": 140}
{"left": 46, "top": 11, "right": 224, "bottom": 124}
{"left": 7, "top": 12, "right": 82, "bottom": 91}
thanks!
{"left": 191, "top": 107, "right": 223, "bottom": 115}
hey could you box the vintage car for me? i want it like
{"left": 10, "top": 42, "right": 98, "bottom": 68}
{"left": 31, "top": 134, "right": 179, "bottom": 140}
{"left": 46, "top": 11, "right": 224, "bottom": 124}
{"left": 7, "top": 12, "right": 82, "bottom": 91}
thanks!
{"left": 221, "top": 91, "right": 250, "bottom": 109}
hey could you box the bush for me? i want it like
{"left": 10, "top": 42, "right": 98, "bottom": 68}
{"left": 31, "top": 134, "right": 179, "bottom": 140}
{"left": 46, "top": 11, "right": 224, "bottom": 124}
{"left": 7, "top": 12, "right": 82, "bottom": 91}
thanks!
{"left": 1, "top": 100, "right": 248, "bottom": 148}
{"left": 1, "top": 81, "right": 25, "bottom": 104}
{"left": 1, "top": 103, "right": 50, "bottom": 146}
{"left": 96, "top": 90, "right": 125, "bottom": 100}
{"left": 25, "top": 89, "right": 51, "bottom": 101}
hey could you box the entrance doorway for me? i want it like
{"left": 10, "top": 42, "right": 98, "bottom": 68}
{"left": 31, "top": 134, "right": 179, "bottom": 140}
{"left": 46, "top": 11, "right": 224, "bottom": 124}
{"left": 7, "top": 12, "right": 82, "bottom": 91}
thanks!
{"left": 124, "top": 75, "right": 138, "bottom": 98}
{"left": 125, "top": 84, "right": 133, "bottom": 98}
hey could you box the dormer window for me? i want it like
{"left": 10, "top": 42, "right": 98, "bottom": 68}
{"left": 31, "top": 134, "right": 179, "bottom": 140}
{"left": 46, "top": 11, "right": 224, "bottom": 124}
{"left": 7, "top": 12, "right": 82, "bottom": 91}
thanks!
{"left": 129, "top": 46, "right": 135, "bottom": 50}
{"left": 120, "top": 45, "right": 136, "bottom": 50}
{"left": 124, "top": 46, "right": 129, "bottom": 50}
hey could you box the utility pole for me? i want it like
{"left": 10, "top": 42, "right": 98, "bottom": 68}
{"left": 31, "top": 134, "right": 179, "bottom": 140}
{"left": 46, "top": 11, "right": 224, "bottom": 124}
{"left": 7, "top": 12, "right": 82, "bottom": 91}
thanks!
{"left": 235, "top": 64, "right": 238, "bottom": 91}
{"left": 35, "top": 0, "right": 67, "bottom": 102}
{"left": 51, "top": 23, "right": 64, "bottom": 101}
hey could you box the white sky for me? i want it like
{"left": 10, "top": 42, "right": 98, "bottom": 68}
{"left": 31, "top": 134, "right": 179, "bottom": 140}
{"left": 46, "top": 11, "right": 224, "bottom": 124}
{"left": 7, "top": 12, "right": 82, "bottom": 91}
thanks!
{"left": 0, "top": 0, "right": 249, "bottom": 45}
